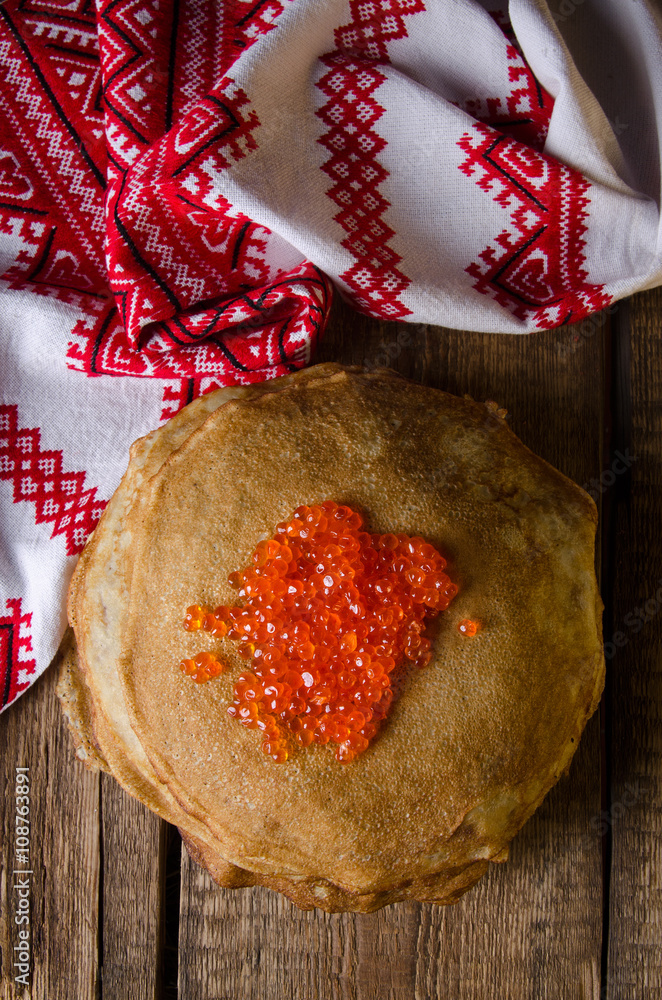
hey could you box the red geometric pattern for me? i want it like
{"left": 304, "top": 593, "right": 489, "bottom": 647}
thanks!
{"left": 66, "top": 300, "right": 142, "bottom": 376}
{"left": 19, "top": 0, "right": 105, "bottom": 158}
{"left": 169, "top": 0, "right": 284, "bottom": 126}
{"left": 65, "top": 264, "right": 331, "bottom": 382}
{"left": 160, "top": 377, "right": 225, "bottom": 421}
{"left": 105, "top": 77, "right": 264, "bottom": 342}
{"left": 0, "top": 0, "right": 328, "bottom": 384}
{"left": 93, "top": 0, "right": 327, "bottom": 379}
{"left": 316, "top": 0, "right": 424, "bottom": 321}
{"left": 98, "top": 0, "right": 181, "bottom": 173}
{"left": 161, "top": 380, "right": 203, "bottom": 421}
{"left": 458, "top": 10, "right": 554, "bottom": 153}
{"left": 0, "top": 2, "right": 107, "bottom": 298}
{"left": 0, "top": 598, "right": 36, "bottom": 709}
{"left": 458, "top": 123, "right": 612, "bottom": 328}
{"left": 232, "top": 0, "right": 285, "bottom": 59}
{"left": 0, "top": 405, "right": 106, "bottom": 556}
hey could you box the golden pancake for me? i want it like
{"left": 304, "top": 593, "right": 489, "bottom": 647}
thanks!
{"left": 61, "top": 367, "right": 335, "bottom": 888}
{"left": 60, "top": 364, "right": 604, "bottom": 912}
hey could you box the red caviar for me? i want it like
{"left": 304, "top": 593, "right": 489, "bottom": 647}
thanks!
{"left": 458, "top": 619, "right": 480, "bottom": 637}
{"left": 180, "top": 501, "right": 457, "bottom": 763}
{"left": 179, "top": 650, "right": 226, "bottom": 683}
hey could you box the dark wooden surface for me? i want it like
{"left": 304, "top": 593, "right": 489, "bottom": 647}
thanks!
{"left": 1, "top": 291, "right": 660, "bottom": 998}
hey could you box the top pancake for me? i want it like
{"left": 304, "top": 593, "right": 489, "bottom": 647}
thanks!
{"left": 116, "top": 366, "right": 604, "bottom": 895}
{"left": 64, "top": 367, "right": 336, "bottom": 865}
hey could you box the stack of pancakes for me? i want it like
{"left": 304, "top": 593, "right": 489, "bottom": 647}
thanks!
{"left": 58, "top": 364, "right": 604, "bottom": 912}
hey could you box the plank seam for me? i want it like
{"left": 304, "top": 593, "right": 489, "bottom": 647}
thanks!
{"left": 600, "top": 298, "right": 633, "bottom": 1000}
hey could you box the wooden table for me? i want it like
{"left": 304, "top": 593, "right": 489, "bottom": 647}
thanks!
{"left": 1, "top": 290, "right": 660, "bottom": 999}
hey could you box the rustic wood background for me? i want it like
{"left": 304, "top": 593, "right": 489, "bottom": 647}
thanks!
{"left": 1, "top": 290, "right": 660, "bottom": 999}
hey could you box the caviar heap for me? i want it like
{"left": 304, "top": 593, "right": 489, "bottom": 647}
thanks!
{"left": 181, "top": 501, "right": 458, "bottom": 763}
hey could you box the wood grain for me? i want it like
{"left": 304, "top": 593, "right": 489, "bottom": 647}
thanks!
{"left": 179, "top": 855, "right": 358, "bottom": 1000}
{"left": 174, "top": 298, "right": 607, "bottom": 1000}
{"left": 99, "top": 776, "right": 166, "bottom": 1000}
{"left": 607, "top": 287, "right": 662, "bottom": 998}
{"left": 0, "top": 666, "right": 100, "bottom": 999}
{"left": 0, "top": 654, "right": 168, "bottom": 999}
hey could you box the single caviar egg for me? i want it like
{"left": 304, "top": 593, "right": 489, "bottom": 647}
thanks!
{"left": 458, "top": 619, "right": 480, "bottom": 637}
{"left": 180, "top": 502, "right": 458, "bottom": 762}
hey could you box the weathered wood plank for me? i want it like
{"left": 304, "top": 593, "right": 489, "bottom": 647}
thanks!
{"left": 178, "top": 854, "right": 358, "bottom": 1000}
{"left": 99, "top": 776, "right": 166, "bottom": 1000}
{"left": 354, "top": 904, "right": 421, "bottom": 1000}
{"left": 607, "top": 288, "right": 662, "bottom": 998}
{"left": 0, "top": 666, "right": 99, "bottom": 999}
{"left": 175, "top": 298, "right": 606, "bottom": 999}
